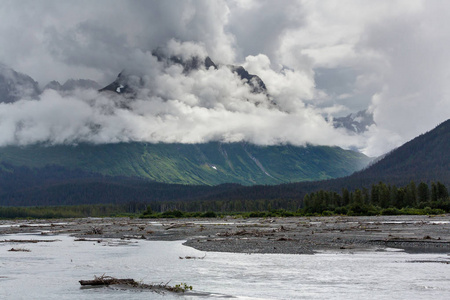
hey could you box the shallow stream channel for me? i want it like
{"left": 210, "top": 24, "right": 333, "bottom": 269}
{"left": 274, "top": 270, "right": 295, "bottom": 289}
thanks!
{"left": 1, "top": 232, "right": 449, "bottom": 299}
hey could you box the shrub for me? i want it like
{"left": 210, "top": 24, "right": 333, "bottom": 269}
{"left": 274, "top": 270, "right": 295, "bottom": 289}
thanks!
{"left": 423, "top": 207, "right": 445, "bottom": 215}
{"left": 333, "top": 207, "right": 348, "bottom": 215}
{"left": 161, "top": 210, "right": 184, "bottom": 218}
{"left": 321, "top": 210, "right": 334, "bottom": 216}
{"left": 381, "top": 207, "right": 401, "bottom": 215}
{"left": 200, "top": 211, "right": 217, "bottom": 218}
{"left": 248, "top": 211, "right": 267, "bottom": 218}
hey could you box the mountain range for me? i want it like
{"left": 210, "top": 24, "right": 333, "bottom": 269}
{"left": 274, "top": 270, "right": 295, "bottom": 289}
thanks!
{"left": 0, "top": 57, "right": 373, "bottom": 187}
{"left": 0, "top": 118, "right": 447, "bottom": 207}
{"left": 0, "top": 54, "right": 448, "bottom": 207}
{"left": 0, "top": 142, "right": 371, "bottom": 186}
{"left": 0, "top": 64, "right": 40, "bottom": 103}
{"left": 0, "top": 58, "right": 373, "bottom": 134}
{"left": 202, "top": 119, "right": 450, "bottom": 202}
{"left": 332, "top": 109, "right": 375, "bottom": 133}
{"left": 44, "top": 79, "right": 101, "bottom": 92}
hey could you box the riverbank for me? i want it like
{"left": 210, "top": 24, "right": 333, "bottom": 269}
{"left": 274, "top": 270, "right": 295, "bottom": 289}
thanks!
{"left": 1, "top": 215, "right": 449, "bottom": 254}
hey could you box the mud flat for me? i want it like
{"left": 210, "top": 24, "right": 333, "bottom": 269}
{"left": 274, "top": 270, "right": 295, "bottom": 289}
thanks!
{"left": 1, "top": 215, "right": 449, "bottom": 254}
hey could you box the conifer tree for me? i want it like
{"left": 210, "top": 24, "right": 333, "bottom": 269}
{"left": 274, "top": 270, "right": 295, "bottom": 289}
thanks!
{"left": 417, "top": 182, "right": 429, "bottom": 203}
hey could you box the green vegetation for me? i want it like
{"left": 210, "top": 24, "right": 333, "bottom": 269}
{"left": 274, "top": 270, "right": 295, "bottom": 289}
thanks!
{"left": 2, "top": 181, "right": 446, "bottom": 219}
{"left": 1, "top": 120, "right": 448, "bottom": 208}
{"left": 0, "top": 142, "right": 371, "bottom": 185}
{"left": 350, "top": 119, "right": 450, "bottom": 186}
{"left": 140, "top": 181, "right": 449, "bottom": 217}
{"left": 302, "top": 181, "right": 449, "bottom": 216}
{"left": 141, "top": 209, "right": 217, "bottom": 219}
{"left": 0, "top": 203, "right": 144, "bottom": 219}
{"left": 172, "top": 283, "right": 193, "bottom": 293}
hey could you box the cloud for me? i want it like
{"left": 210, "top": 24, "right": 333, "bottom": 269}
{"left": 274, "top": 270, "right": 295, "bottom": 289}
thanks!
{"left": 0, "top": 43, "right": 363, "bottom": 151}
{"left": 227, "top": 0, "right": 306, "bottom": 63}
{"left": 0, "top": 0, "right": 236, "bottom": 85}
{"left": 359, "top": 1, "right": 450, "bottom": 155}
{"left": 0, "top": 1, "right": 449, "bottom": 156}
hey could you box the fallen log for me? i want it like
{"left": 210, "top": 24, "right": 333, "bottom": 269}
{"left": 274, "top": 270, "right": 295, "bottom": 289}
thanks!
{"left": 79, "top": 275, "right": 193, "bottom": 293}
{"left": 165, "top": 222, "right": 194, "bottom": 230}
{"left": 8, "top": 248, "right": 31, "bottom": 252}
{"left": 407, "top": 260, "right": 450, "bottom": 264}
{"left": 179, "top": 254, "right": 206, "bottom": 260}
{"left": 0, "top": 239, "right": 60, "bottom": 243}
{"left": 79, "top": 277, "right": 135, "bottom": 286}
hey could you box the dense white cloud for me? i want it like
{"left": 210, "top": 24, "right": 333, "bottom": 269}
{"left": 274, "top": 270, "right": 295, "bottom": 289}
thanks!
{"left": 0, "top": 46, "right": 361, "bottom": 150}
{"left": 0, "top": 0, "right": 449, "bottom": 156}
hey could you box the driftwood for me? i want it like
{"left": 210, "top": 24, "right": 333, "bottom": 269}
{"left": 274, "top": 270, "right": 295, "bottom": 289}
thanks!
{"left": 0, "top": 239, "right": 59, "bottom": 243}
{"left": 85, "top": 227, "right": 103, "bottom": 235}
{"left": 8, "top": 248, "right": 31, "bottom": 252}
{"left": 217, "top": 229, "right": 252, "bottom": 237}
{"left": 79, "top": 275, "right": 193, "bottom": 293}
{"left": 276, "top": 237, "right": 294, "bottom": 241}
{"left": 165, "top": 222, "right": 194, "bottom": 230}
{"left": 121, "top": 234, "right": 146, "bottom": 240}
{"left": 79, "top": 277, "right": 135, "bottom": 286}
{"left": 179, "top": 254, "right": 206, "bottom": 260}
{"left": 217, "top": 229, "right": 273, "bottom": 237}
{"left": 74, "top": 238, "right": 102, "bottom": 243}
{"left": 407, "top": 260, "right": 450, "bottom": 264}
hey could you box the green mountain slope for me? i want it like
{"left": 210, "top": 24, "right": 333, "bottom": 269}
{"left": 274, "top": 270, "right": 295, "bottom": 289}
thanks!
{"left": 198, "top": 119, "right": 450, "bottom": 203}
{"left": 349, "top": 118, "right": 450, "bottom": 185}
{"left": 0, "top": 142, "right": 371, "bottom": 185}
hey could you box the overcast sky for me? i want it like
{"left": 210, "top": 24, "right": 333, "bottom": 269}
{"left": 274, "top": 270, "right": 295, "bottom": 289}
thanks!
{"left": 0, "top": 0, "right": 449, "bottom": 156}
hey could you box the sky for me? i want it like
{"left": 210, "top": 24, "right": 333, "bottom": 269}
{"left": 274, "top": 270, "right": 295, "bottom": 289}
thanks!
{"left": 0, "top": 0, "right": 449, "bottom": 156}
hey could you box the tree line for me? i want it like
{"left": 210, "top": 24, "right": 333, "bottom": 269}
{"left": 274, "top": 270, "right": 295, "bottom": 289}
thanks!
{"left": 142, "top": 181, "right": 449, "bottom": 216}
{"left": 1, "top": 180, "right": 448, "bottom": 219}
{"left": 303, "top": 181, "right": 449, "bottom": 215}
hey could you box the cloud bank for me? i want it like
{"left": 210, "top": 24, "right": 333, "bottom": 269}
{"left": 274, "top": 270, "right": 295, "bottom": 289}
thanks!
{"left": 0, "top": 0, "right": 449, "bottom": 156}
{"left": 0, "top": 42, "right": 360, "bottom": 151}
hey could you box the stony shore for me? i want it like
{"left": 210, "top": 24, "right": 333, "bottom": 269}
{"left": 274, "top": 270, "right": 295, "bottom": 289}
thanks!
{"left": 1, "top": 215, "right": 449, "bottom": 254}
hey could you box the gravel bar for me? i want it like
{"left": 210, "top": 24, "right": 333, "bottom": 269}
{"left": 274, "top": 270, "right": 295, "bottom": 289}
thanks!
{"left": 1, "top": 215, "right": 449, "bottom": 254}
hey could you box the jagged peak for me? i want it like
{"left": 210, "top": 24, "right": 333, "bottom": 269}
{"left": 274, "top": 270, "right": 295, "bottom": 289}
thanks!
{"left": 0, "top": 64, "right": 40, "bottom": 103}
{"left": 99, "top": 50, "right": 267, "bottom": 97}
{"left": 333, "top": 109, "right": 375, "bottom": 134}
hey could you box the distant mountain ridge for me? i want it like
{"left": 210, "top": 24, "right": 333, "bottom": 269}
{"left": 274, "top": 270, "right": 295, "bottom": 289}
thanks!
{"left": 0, "top": 142, "right": 371, "bottom": 186}
{"left": 44, "top": 79, "right": 101, "bottom": 92}
{"left": 0, "top": 59, "right": 373, "bottom": 188}
{"left": 146, "top": 118, "right": 447, "bottom": 207}
{"left": 99, "top": 54, "right": 267, "bottom": 98}
{"left": 332, "top": 109, "right": 375, "bottom": 133}
{"left": 349, "top": 118, "right": 450, "bottom": 185}
{"left": 204, "top": 119, "right": 450, "bottom": 202}
{"left": 0, "top": 64, "right": 40, "bottom": 103}
{"left": 0, "top": 120, "right": 447, "bottom": 207}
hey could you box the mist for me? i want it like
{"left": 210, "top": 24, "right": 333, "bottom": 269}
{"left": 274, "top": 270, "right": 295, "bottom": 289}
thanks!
{"left": 0, "top": 0, "right": 449, "bottom": 156}
{"left": 0, "top": 41, "right": 362, "bottom": 151}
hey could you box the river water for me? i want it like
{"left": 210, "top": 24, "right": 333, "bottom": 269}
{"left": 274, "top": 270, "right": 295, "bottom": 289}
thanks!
{"left": 0, "top": 233, "right": 449, "bottom": 299}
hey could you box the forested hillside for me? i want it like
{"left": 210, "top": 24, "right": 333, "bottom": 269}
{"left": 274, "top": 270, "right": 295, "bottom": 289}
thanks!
{"left": 350, "top": 118, "right": 450, "bottom": 184}
{"left": 0, "top": 142, "right": 371, "bottom": 185}
{"left": 0, "top": 162, "right": 243, "bottom": 206}
{"left": 191, "top": 119, "right": 450, "bottom": 204}
{"left": 0, "top": 120, "right": 448, "bottom": 209}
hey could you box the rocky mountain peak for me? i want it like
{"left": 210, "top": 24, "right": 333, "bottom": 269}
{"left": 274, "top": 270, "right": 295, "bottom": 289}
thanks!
{"left": 0, "top": 64, "right": 40, "bottom": 103}
{"left": 99, "top": 49, "right": 267, "bottom": 99}
{"left": 333, "top": 109, "right": 375, "bottom": 133}
{"left": 44, "top": 79, "right": 101, "bottom": 92}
